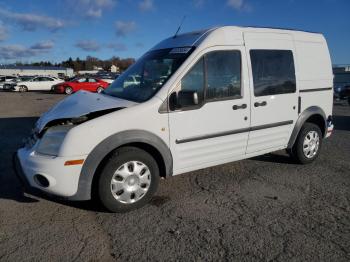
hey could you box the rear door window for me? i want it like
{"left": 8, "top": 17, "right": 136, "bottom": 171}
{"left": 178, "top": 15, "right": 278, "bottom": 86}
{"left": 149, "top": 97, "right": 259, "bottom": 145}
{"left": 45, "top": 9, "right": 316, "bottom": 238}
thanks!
{"left": 250, "top": 50, "right": 296, "bottom": 96}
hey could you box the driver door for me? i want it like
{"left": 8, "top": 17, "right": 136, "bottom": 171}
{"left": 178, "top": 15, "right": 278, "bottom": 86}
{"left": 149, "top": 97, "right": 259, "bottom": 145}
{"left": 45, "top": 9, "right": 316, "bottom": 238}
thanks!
{"left": 87, "top": 78, "right": 99, "bottom": 91}
{"left": 169, "top": 47, "right": 251, "bottom": 175}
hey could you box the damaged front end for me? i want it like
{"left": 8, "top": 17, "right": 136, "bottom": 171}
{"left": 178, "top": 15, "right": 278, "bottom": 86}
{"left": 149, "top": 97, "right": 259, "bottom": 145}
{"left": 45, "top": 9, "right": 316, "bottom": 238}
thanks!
{"left": 25, "top": 107, "right": 125, "bottom": 156}
{"left": 23, "top": 91, "right": 138, "bottom": 156}
{"left": 38, "top": 107, "right": 125, "bottom": 137}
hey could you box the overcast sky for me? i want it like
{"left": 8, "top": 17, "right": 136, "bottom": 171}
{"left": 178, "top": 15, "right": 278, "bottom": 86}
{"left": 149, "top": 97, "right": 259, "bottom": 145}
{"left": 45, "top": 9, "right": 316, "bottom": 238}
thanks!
{"left": 0, "top": 0, "right": 349, "bottom": 64}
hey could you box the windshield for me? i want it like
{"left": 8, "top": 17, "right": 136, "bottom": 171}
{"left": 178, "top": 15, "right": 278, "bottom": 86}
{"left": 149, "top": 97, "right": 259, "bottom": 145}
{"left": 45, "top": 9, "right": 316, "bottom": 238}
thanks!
{"left": 103, "top": 47, "right": 194, "bottom": 102}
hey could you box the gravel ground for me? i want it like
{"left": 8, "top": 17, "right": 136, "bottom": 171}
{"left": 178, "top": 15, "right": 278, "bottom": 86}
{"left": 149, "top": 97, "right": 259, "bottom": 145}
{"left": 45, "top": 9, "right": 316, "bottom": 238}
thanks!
{"left": 0, "top": 92, "right": 349, "bottom": 261}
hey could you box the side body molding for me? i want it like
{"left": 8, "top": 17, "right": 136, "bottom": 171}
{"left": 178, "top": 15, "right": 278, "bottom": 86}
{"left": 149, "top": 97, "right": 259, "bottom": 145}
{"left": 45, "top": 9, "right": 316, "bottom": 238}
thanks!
{"left": 71, "top": 130, "right": 173, "bottom": 200}
{"left": 287, "top": 106, "right": 327, "bottom": 149}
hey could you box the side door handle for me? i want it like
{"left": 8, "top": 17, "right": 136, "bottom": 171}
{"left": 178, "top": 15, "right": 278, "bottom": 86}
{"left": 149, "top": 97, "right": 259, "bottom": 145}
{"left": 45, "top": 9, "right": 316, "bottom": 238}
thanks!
{"left": 254, "top": 101, "right": 267, "bottom": 107}
{"left": 232, "top": 104, "right": 247, "bottom": 110}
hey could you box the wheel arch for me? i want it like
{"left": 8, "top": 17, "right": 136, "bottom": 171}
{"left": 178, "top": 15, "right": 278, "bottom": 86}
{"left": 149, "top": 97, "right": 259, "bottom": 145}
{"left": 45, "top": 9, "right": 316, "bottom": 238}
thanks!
{"left": 70, "top": 130, "right": 173, "bottom": 200}
{"left": 288, "top": 106, "right": 327, "bottom": 149}
{"left": 18, "top": 85, "right": 28, "bottom": 91}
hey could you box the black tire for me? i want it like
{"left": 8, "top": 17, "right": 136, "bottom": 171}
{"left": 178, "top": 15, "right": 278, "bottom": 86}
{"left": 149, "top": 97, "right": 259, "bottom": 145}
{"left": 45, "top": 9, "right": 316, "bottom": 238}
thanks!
{"left": 18, "top": 85, "right": 28, "bottom": 92}
{"left": 64, "top": 86, "right": 73, "bottom": 95}
{"left": 98, "top": 147, "right": 159, "bottom": 212}
{"left": 347, "top": 97, "right": 350, "bottom": 106}
{"left": 291, "top": 123, "right": 323, "bottom": 164}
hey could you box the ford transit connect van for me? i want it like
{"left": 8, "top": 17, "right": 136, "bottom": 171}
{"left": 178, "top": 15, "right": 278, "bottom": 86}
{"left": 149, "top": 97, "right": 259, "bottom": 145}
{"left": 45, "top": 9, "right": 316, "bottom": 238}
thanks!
{"left": 15, "top": 26, "right": 334, "bottom": 212}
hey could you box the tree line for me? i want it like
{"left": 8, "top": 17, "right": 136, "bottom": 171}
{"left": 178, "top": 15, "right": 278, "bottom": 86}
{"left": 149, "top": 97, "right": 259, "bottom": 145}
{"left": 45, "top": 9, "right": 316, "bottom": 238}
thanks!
{"left": 14, "top": 56, "right": 136, "bottom": 72}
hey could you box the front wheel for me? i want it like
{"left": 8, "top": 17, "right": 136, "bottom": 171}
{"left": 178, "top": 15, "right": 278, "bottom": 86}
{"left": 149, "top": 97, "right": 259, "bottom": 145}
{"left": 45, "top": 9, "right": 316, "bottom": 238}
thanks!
{"left": 292, "top": 123, "right": 323, "bottom": 164}
{"left": 64, "top": 86, "right": 73, "bottom": 95}
{"left": 96, "top": 86, "right": 104, "bottom": 93}
{"left": 97, "top": 147, "right": 160, "bottom": 212}
{"left": 18, "top": 85, "right": 28, "bottom": 92}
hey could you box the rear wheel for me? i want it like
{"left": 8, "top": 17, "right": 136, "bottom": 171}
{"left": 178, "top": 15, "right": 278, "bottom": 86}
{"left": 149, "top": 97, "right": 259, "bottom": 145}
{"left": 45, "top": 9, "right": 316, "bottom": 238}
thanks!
{"left": 18, "top": 85, "right": 28, "bottom": 92}
{"left": 96, "top": 86, "right": 104, "bottom": 93}
{"left": 98, "top": 147, "right": 159, "bottom": 212}
{"left": 291, "top": 123, "right": 322, "bottom": 164}
{"left": 64, "top": 86, "right": 73, "bottom": 95}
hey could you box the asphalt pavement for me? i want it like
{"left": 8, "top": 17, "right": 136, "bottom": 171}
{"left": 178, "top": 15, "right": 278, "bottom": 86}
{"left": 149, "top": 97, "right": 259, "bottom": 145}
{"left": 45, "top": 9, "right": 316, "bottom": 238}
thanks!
{"left": 0, "top": 92, "right": 349, "bottom": 261}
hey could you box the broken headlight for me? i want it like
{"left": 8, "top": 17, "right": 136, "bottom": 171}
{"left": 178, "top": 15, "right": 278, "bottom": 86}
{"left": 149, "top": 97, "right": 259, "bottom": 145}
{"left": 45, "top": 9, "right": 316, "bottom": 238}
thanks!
{"left": 36, "top": 125, "right": 74, "bottom": 156}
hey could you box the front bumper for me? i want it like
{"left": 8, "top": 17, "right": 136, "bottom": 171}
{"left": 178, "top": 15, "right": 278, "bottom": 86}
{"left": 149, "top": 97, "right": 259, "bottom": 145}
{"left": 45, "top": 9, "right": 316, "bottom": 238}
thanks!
{"left": 52, "top": 85, "right": 65, "bottom": 93}
{"left": 13, "top": 152, "right": 31, "bottom": 190}
{"left": 325, "top": 118, "right": 334, "bottom": 138}
{"left": 14, "top": 146, "right": 88, "bottom": 199}
{"left": 2, "top": 84, "right": 16, "bottom": 91}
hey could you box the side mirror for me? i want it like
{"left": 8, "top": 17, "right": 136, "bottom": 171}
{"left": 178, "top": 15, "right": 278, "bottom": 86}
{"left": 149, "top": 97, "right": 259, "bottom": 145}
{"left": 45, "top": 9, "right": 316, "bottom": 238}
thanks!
{"left": 174, "top": 90, "right": 199, "bottom": 109}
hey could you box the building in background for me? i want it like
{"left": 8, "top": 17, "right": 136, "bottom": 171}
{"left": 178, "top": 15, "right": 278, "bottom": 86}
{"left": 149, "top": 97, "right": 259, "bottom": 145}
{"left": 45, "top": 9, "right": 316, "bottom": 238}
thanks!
{"left": 0, "top": 65, "right": 74, "bottom": 78}
{"left": 110, "top": 64, "right": 119, "bottom": 73}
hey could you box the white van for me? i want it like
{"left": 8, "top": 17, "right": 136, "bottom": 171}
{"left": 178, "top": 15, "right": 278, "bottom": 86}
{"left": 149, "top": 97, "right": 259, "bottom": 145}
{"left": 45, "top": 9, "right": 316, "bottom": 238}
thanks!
{"left": 15, "top": 26, "right": 334, "bottom": 212}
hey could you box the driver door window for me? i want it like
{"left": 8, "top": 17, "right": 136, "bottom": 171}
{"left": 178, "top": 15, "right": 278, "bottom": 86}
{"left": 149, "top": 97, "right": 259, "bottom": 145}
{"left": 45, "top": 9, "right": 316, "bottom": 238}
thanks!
{"left": 173, "top": 51, "right": 241, "bottom": 111}
{"left": 180, "top": 57, "right": 205, "bottom": 104}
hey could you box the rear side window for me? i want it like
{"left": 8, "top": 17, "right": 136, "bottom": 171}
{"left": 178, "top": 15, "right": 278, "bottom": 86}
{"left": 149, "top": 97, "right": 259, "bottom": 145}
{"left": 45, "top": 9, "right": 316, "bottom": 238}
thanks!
{"left": 41, "top": 77, "right": 53, "bottom": 81}
{"left": 250, "top": 50, "right": 296, "bottom": 96}
{"left": 206, "top": 51, "right": 241, "bottom": 100}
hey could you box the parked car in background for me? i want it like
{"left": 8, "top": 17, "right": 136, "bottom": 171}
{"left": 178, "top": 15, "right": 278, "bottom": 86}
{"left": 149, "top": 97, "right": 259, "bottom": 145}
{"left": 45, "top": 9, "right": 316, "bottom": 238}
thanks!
{"left": 3, "top": 76, "right": 63, "bottom": 92}
{"left": 123, "top": 75, "right": 141, "bottom": 87}
{"left": 3, "top": 76, "right": 37, "bottom": 90}
{"left": 95, "top": 73, "right": 120, "bottom": 84}
{"left": 0, "top": 75, "right": 18, "bottom": 89}
{"left": 52, "top": 77, "right": 109, "bottom": 94}
{"left": 342, "top": 85, "right": 350, "bottom": 105}
{"left": 333, "top": 71, "right": 350, "bottom": 99}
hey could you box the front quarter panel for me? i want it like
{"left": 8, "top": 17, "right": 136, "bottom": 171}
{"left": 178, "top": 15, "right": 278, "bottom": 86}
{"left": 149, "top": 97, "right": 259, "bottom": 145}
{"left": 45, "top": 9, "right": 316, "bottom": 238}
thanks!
{"left": 57, "top": 97, "right": 170, "bottom": 200}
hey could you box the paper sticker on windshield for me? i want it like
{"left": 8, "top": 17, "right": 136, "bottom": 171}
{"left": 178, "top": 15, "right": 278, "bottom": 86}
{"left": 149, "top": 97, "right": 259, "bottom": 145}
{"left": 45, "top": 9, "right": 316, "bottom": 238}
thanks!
{"left": 170, "top": 47, "right": 192, "bottom": 54}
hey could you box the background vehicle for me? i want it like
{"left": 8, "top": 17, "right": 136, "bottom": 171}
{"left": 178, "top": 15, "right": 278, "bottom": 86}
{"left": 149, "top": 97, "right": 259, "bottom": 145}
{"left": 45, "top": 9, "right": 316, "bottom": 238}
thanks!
{"left": 3, "top": 76, "right": 36, "bottom": 91}
{"left": 15, "top": 26, "right": 334, "bottom": 213}
{"left": 333, "top": 71, "right": 350, "bottom": 99}
{"left": 123, "top": 75, "right": 141, "bottom": 88}
{"left": 95, "top": 72, "right": 120, "bottom": 84}
{"left": 6, "top": 76, "right": 63, "bottom": 92}
{"left": 343, "top": 85, "right": 350, "bottom": 105}
{"left": 0, "top": 75, "right": 18, "bottom": 89}
{"left": 52, "top": 77, "right": 109, "bottom": 94}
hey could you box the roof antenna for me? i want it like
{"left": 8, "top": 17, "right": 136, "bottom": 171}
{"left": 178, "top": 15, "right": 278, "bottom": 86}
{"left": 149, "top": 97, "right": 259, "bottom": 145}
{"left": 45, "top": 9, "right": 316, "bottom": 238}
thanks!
{"left": 173, "top": 15, "right": 186, "bottom": 38}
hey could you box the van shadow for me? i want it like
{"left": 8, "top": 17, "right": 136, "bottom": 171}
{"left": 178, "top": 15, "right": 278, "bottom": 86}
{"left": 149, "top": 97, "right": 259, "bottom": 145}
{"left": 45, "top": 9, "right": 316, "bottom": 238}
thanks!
{"left": 0, "top": 117, "right": 103, "bottom": 212}
{"left": 250, "top": 151, "right": 296, "bottom": 165}
{"left": 333, "top": 115, "right": 350, "bottom": 131}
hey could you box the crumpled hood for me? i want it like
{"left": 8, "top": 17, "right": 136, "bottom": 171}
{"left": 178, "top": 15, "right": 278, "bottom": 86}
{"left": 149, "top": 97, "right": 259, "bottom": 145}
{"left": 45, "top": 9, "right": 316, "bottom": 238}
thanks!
{"left": 36, "top": 90, "right": 137, "bottom": 132}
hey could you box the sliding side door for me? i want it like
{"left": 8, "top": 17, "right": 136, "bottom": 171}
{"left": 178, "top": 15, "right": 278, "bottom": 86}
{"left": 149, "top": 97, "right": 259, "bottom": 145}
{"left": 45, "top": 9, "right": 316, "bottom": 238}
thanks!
{"left": 244, "top": 32, "right": 298, "bottom": 154}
